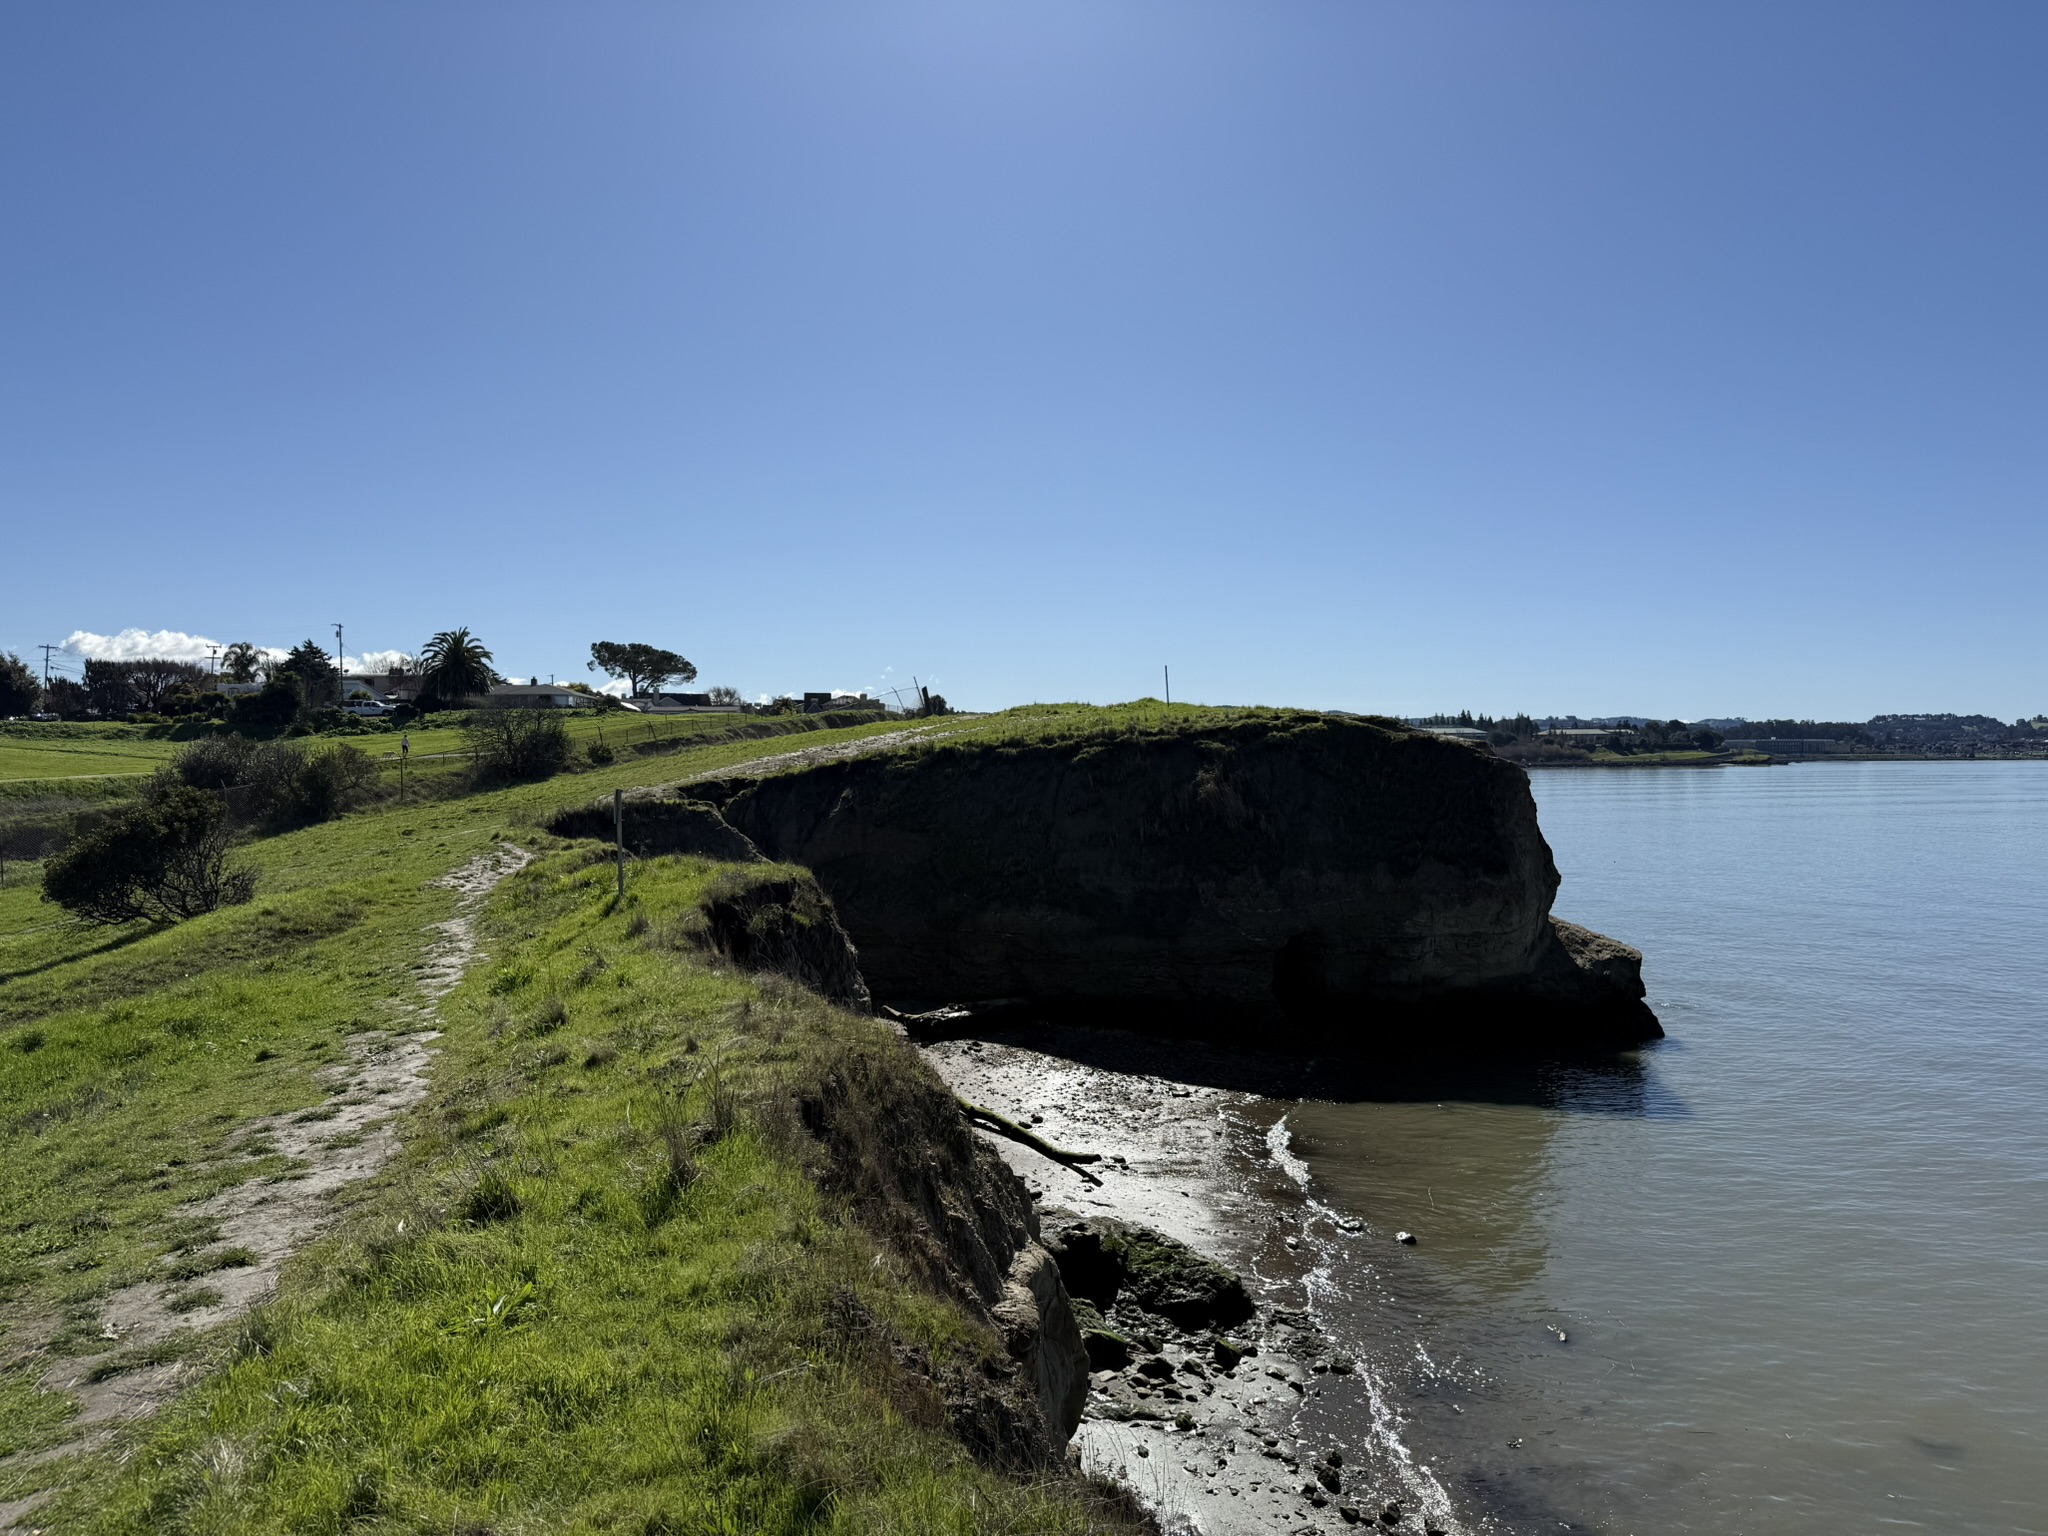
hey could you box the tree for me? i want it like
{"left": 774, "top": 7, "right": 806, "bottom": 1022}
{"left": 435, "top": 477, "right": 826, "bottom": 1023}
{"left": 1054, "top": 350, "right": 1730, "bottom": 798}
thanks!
{"left": 41, "top": 786, "right": 256, "bottom": 925}
{"left": 0, "top": 652, "right": 39, "bottom": 716}
{"left": 221, "top": 642, "right": 263, "bottom": 683}
{"left": 706, "top": 684, "right": 742, "bottom": 706}
{"left": 419, "top": 629, "right": 497, "bottom": 708}
{"left": 464, "top": 707, "right": 570, "bottom": 782}
{"left": 282, "top": 639, "right": 340, "bottom": 708}
{"left": 588, "top": 641, "right": 695, "bottom": 698}
{"left": 83, "top": 659, "right": 137, "bottom": 717}
{"left": 43, "top": 678, "right": 88, "bottom": 719}
{"left": 128, "top": 658, "right": 209, "bottom": 712}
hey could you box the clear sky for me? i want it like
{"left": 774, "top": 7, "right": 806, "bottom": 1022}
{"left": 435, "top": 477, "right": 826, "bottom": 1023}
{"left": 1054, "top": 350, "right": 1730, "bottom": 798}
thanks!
{"left": 3, "top": 3, "right": 2043, "bottom": 719}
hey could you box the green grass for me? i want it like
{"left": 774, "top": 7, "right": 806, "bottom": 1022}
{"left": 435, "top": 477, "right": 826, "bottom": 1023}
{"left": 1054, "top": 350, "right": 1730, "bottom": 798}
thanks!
{"left": 0, "top": 710, "right": 1136, "bottom": 1533}
{"left": 0, "top": 738, "right": 181, "bottom": 783}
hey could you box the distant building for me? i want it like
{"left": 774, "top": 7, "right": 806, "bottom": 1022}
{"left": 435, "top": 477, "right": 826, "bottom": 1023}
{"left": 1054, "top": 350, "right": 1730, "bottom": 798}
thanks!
{"left": 627, "top": 692, "right": 743, "bottom": 715}
{"left": 486, "top": 683, "right": 590, "bottom": 709}
{"left": 1541, "top": 727, "right": 1636, "bottom": 744}
{"left": 1723, "top": 738, "right": 1855, "bottom": 756}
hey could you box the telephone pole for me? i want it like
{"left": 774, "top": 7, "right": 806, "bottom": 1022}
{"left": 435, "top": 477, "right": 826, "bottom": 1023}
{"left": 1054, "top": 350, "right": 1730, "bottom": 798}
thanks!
{"left": 38, "top": 644, "right": 57, "bottom": 689}
{"left": 1164, "top": 665, "right": 1171, "bottom": 705}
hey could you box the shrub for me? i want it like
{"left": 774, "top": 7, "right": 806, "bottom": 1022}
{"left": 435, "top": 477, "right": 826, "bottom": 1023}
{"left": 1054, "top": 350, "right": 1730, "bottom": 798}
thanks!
{"left": 41, "top": 786, "right": 256, "bottom": 925}
{"left": 585, "top": 740, "right": 615, "bottom": 766}
{"left": 226, "top": 680, "right": 301, "bottom": 731}
{"left": 464, "top": 707, "right": 571, "bottom": 783}
{"left": 170, "top": 737, "right": 375, "bottom": 830}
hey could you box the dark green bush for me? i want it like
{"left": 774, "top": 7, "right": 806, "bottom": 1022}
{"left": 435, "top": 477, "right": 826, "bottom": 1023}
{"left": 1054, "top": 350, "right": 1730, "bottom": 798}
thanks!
{"left": 226, "top": 681, "right": 301, "bottom": 731}
{"left": 40, "top": 786, "right": 256, "bottom": 925}
{"left": 170, "top": 737, "right": 375, "bottom": 830}
{"left": 463, "top": 707, "right": 570, "bottom": 783}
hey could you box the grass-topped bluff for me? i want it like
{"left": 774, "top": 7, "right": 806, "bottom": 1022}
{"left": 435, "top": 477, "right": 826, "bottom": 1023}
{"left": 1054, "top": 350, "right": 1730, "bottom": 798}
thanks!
{"left": 0, "top": 709, "right": 1153, "bottom": 1535}
{"left": 591, "top": 702, "right": 1660, "bottom": 1052}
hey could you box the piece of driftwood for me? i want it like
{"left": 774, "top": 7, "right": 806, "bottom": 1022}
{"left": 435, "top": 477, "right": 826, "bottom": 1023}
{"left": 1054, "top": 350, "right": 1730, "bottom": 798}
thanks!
{"left": 958, "top": 1099, "right": 1105, "bottom": 1186}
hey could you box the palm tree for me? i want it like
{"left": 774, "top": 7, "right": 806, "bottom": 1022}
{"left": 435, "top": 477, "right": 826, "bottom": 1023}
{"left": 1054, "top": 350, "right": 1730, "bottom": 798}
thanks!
{"left": 418, "top": 629, "right": 496, "bottom": 708}
{"left": 221, "top": 641, "right": 262, "bottom": 683}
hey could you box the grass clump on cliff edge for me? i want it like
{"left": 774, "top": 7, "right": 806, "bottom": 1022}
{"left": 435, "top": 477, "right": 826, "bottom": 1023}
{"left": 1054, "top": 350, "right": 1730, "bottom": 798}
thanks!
{"left": 31, "top": 853, "right": 1136, "bottom": 1535}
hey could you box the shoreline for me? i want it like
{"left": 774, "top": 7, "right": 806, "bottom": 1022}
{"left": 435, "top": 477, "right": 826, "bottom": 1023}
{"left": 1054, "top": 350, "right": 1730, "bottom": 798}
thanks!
{"left": 920, "top": 1025, "right": 1473, "bottom": 1536}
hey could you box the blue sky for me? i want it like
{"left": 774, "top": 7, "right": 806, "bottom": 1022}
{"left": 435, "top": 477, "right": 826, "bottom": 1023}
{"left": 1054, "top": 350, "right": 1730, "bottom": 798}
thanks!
{"left": 3, "top": 3, "right": 2043, "bottom": 718}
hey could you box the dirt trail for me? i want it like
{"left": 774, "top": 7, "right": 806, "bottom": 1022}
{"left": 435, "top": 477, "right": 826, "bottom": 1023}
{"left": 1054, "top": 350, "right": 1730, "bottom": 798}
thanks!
{"left": 678, "top": 721, "right": 963, "bottom": 785}
{"left": 0, "top": 845, "right": 530, "bottom": 1528}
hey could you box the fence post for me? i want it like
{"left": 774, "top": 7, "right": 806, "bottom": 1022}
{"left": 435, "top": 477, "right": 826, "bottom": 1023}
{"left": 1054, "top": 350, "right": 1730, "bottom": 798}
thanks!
{"left": 614, "top": 788, "right": 625, "bottom": 900}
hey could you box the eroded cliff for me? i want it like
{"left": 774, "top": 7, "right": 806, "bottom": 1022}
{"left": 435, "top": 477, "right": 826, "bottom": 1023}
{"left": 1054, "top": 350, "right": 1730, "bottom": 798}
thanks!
{"left": 670, "top": 709, "right": 1656, "bottom": 1050}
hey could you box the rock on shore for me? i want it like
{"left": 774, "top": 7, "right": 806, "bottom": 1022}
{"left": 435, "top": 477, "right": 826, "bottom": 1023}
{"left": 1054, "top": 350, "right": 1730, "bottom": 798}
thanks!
{"left": 690, "top": 710, "right": 1658, "bottom": 1050}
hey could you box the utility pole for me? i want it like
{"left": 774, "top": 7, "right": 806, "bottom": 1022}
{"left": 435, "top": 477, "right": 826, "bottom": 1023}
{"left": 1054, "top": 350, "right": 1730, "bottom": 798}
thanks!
{"left": 207, "top": 645, "right": 220, "bottom": 676}
{"left": 1164, "top": 665, "right": 1171, "bottom": 705}
{"left": 332, "top": 624, "right": 344, "bottom": 699}
{"left": 38, "top": 644, "right": 57, "bottom": 690}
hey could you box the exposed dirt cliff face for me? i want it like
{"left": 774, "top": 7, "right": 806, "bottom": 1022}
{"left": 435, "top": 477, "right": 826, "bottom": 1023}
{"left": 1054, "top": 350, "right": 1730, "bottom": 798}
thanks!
{"left": 697, "top": 714, "right": 1658, "bottom": 1050}
{"left": 791, "top": 1026, "right": 1090, "bottom": 1455}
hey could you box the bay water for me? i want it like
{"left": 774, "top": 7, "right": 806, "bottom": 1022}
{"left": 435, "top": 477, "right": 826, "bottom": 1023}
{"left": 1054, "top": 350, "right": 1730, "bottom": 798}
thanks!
{"left": 1282, "top": 762, "right": 2048, "bottom": 1533}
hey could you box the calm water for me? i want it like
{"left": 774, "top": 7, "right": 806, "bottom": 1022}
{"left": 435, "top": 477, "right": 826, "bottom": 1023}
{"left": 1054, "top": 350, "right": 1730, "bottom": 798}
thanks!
{"left": 1284, "top": 762, "right": 2048, "bottom": 1534}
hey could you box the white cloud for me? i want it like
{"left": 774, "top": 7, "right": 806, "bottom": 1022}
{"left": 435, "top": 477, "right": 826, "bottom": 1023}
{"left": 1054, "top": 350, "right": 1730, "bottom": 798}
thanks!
{"left": 64, "top": 628, "right": 228, "bottom": 663}
{"left": 348, "top": 650, "right": 415, "bottom": 675}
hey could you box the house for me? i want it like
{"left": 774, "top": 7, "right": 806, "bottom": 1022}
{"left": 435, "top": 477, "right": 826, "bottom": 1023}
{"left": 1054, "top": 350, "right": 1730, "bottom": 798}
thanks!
{"left": 486, "top": 683, "right": 591, "bottom": 709}
{"left": 626, "top": 692, "right": 743, "bottom": 715}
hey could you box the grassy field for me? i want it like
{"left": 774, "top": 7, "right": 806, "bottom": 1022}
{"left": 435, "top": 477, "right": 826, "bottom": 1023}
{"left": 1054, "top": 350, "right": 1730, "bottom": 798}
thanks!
{"left": 0, "top": 710, "right": 793, "bottom": 782}
{"left": 0, "top": 736, "right": 181, "bottom": 783}
{"left": 0, "top": 709, "right": 1139, "bottom": 1534}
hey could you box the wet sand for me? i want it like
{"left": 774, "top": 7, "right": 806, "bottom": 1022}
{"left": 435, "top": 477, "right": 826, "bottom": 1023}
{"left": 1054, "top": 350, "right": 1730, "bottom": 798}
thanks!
{"left": 920, "top": 1024, "right": 1473, "bottom": 1536}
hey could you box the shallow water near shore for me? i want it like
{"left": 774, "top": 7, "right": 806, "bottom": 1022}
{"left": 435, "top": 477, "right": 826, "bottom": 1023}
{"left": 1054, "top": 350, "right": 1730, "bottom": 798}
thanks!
{"left": 1282, "top": 760, "right": 2048, "bottom": 1534}
{"left": 931, "top": 760, "right": 2048, "bottom": 1535}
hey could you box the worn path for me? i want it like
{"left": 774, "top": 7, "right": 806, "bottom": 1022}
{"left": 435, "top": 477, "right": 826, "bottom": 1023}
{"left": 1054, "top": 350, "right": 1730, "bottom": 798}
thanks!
{"left": 0, "top": 845, "right": 529, "bottom": 1531}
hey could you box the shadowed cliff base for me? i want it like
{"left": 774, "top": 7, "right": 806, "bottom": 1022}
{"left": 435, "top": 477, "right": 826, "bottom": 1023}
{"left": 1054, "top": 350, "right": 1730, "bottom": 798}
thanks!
{"left": 581, "top": 704, "right": 1662, "bottom": 1055}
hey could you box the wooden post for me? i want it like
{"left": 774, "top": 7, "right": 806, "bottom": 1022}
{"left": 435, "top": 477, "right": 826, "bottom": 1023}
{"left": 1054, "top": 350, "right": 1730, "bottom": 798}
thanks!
{"left": 613, "top": 788, "right": 625, "bottom": 900}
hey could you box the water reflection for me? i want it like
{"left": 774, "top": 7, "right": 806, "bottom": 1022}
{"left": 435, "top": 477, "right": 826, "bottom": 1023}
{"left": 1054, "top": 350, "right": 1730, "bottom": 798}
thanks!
{"left": 959, "top": 1015, "right": 1687, "bottom": 1118}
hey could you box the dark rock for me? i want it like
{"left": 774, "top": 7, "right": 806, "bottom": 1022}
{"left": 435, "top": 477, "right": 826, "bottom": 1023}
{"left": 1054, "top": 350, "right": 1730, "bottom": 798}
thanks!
{"left": 1136, "top": 1355, "right": 1176, "bottom": 1380}
{"left": 1379, "top": 1501, "right": 1404, "bottom": 1526}
{"left": 1042, "top": 1214, "right": 1255, "bottom": 1331}
{"left": 697, "top": 711, "right": 1661, "bottom": 1051}
{"left": 1318, "top": 1465, "right": 1344, "bottom": 1494}
{"left": 1212, "top": 1334, "right": 1250, "bottom": 1370}
{"left": 1069, "top": 1299, "right": 1132, "bottom": 1370}
{"left": 1339, "top": 1506, "right": 1362, "bottom": 1524}
{"left": 1081, "top": 1329, "right": 1131, "bottom": 1372}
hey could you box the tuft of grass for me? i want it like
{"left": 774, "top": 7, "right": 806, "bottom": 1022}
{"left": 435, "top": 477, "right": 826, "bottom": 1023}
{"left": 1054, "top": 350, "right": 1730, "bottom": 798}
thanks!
{"left": 457, "top": 1168, "right": 521, "bottom": 1225}
{"left": 163, "top": 1246, "right": 258, "bottom": 1281}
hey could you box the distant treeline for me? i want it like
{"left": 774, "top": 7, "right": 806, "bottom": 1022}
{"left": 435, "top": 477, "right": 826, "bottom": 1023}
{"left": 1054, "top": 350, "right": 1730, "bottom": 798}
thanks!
{"left": 1411, "top": 712, "right": 2047, "bottom": 747}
